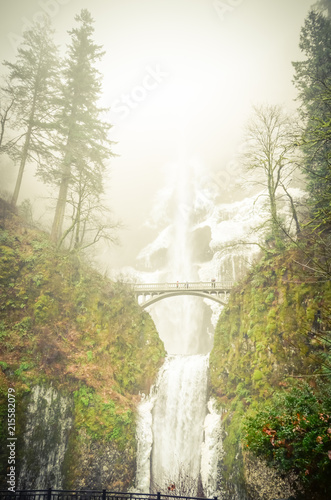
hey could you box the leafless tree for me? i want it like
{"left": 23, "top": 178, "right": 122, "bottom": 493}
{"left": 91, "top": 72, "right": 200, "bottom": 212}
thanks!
{"left": 240, "top": 104, "right": 302, "bottom": 246}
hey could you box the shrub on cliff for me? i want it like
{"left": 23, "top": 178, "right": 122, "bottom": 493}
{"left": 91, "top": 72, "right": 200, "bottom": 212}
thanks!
{"left": 209, "top": 236, "right": 331, "bottom": 498}
{"left": 242, "top": 382, "right": 331, "bottom": 494}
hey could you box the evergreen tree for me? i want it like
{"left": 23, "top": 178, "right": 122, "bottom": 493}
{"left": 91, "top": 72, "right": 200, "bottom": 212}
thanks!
{"left": 2, "top": 18, "right": 59, "bottom": 206}
{"left": 313, "top": 0, "right": 331, "bottom": 17}
{"left": 43, "top": 9, "right": 113, "bottom": 244}
{"left": 292, "top": 9, "right": 331, "bottom": 229}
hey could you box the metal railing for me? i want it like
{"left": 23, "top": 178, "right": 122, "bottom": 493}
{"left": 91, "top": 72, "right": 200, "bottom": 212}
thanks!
{"left": 133, "top": 281, "right": 233, "bottom": 292}
{"left": 0, "top": 491, "right": 217, "bottom": 500}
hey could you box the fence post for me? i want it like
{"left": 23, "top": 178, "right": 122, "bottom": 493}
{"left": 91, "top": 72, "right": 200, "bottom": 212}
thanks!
{"left": 102, "top": 490, "right": 106, "bottom": 500}
{"left": 47, "top": 488, "right": 52, "bottom": 500}
{"left": 157, "top": 492, "right": 161, "bottom": 500}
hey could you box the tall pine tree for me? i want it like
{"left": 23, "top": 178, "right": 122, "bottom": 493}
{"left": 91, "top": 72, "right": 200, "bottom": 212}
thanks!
{"left": 2, "top": 18, "right": 59, "bottom": 206}
{"left": 292, "top": 8, "right": 331, "bottom": 228}
{"left": 45, "top": 9, "right": 113, "bottom": 244}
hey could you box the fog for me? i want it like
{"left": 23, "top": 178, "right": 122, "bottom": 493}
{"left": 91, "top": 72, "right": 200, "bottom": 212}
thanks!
{"left": 0, "top": 0, "right": 315, "bottom": 269}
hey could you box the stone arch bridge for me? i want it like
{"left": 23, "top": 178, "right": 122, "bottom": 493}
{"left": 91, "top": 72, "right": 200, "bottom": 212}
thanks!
{"left": 132, "top": 281, "right": 233, "bottom": 309}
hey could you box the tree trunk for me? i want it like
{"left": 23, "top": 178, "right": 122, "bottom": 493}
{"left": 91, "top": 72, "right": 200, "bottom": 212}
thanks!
{"left": 11, "top": 56, "right": 41, "bottom": 206}
{"left": 51, "top": 159, "right": 71, "bottom": 243}
{"left": 11, "top": 123, "right": 32, "bottom": 206}
{"left": 51, "top": 97, "right": 78, "bottom": 244}
{"left": 268, "top": 175, "right": 282, "bottom": 245}
{"left": 282, "top": 184, "right": 301, "bottom": 236}
{"left": 267, "top": 165, "right": 279, "bottom": 237}
{"left": 74, "top": 195, "right": 82, "bottom": 249}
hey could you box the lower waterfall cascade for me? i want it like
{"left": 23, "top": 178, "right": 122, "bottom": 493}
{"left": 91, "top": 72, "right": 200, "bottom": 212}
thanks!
{"left": 135, "top": 356, "right": 223, "bottom": 497}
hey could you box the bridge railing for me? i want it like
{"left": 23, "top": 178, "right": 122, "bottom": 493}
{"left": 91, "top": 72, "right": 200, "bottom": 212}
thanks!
{"left": 133, "top": 281, "right": 233, "bottom": 292}
{"left": 0, "top": 490, "right": 217, "bottom": 500}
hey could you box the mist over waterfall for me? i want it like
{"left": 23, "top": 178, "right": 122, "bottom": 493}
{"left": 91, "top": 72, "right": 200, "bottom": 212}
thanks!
{"left": 135, "top": 158, "right": 224, "bottom": 495}
{"left": 145, "top": 157, "right": 213, "bottom": 356}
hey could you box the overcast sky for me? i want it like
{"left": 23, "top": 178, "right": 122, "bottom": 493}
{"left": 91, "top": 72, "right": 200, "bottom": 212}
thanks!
{"left": 0, "top": 0, "right": 315, "bottom": 268}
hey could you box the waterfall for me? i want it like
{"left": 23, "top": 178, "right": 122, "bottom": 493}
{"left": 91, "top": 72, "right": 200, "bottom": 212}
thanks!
{"left": 136, "top": 356, "right": 222, "bottom": 496}
{"left": 135, "top": 157, "right": 223, "bottom": 496}
{"left": 201, "top": 399, "right": 224, "bottom": 498}
{"left": 136, "top": 396, "right": 155, "bottom": 493}
{"left": 132, "top": 161, "right": 306, "bottom": 496}
{"left": 151, "top": 355, "right": 209, "bottom": 493}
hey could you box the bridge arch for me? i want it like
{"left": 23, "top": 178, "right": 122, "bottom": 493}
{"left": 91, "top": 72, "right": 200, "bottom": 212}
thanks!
{"left": 139, "top": 290, "right": 227, "bottom": 309}
{"left": 132, "top": 281, "right": 233, "bottom": 309}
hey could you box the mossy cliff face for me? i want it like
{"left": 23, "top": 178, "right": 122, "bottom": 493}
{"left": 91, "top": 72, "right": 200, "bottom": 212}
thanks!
{"left": 18, "top": 386, "right": 73, "bottom": 489}
{"left": 0, "top": 205, "right": 166, "bottom": 490}
{"left": 209, "top": 247, "right": 331, "bottom": 500}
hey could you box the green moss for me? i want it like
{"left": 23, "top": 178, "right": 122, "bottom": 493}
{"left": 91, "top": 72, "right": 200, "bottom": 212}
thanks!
{"left": 210, "top": 238, "right": 331, "bottom": 495}
{"left": 34, "top": 294, "right": 58, "bottom": 323}
{"left": 73, "top": 386, "right": 135, "bottom": 450}
{"left": 252, "top": 369, "right": 263, "bottom": 382}
{"left": 0, "top": 209, "right": 166, "bottom": 488}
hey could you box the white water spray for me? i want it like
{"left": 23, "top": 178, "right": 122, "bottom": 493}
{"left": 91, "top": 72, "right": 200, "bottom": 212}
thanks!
{"left": 151, "top": 355, "right": 209, "bottom": 492}
{"left": 135, "top": 157, "right": 222, "bottom": 496}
